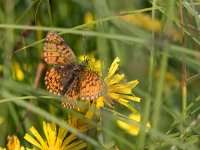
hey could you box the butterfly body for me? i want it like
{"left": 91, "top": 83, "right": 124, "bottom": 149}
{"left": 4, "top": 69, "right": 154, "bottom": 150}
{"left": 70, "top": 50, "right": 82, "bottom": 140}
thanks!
{"left": 44, "top": 32, "right": 105, "bottom": 108}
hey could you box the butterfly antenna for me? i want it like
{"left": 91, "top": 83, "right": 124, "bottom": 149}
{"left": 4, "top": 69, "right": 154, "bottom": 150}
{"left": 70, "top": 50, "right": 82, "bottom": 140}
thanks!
{"left": 86, "top": 58, "right": 91, "bottom": 69}
{"left": 84, "top": 51, "right": 86, "bottom": 61}
{"left": 81, "top": 35, "right": 86, "bottom": 61}
{"left": 81, "top": 35, "right": 90, "bottom": 68}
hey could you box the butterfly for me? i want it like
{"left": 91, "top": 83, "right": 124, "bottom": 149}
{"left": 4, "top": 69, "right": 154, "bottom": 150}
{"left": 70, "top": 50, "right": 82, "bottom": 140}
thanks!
{"left": 43, "top": 31, "right": 105, "bottom": 108}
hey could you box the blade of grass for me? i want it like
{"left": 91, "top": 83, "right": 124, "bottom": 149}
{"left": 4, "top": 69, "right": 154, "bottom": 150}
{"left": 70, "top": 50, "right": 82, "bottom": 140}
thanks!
{"left": 152, "top": 47, "right": 169, "bottom": 130}
{"left": 137, "top": 1, "right": 158, "bottom": 149}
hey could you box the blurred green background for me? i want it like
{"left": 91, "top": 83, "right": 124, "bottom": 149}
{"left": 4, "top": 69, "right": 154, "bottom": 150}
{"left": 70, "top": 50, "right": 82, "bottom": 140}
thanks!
{"left": 0, "top": 0, "right": 200, "bottom": 149}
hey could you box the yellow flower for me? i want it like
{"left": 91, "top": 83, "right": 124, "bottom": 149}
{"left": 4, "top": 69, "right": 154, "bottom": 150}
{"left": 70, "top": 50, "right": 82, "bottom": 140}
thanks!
{"left": 96, "top": 57, "right": 140, "bottom": 112}
{"left": 84, "top": 11, "right": 94, "bottom": 29}
{"left": 7, "top": 135, "right": 25, "bottom": 150}
{"left": 24, "top": 121, "right": 87, "bottom": 150}
{"left": 121, "top": 13, "right": 161, "bottom": 32}
{"left": 117, "top": 114, "right": 151, "bottom": 136}
{"left": 12, "top": 63, "right": 24, "bottom": 81}
{"left": 67, "top": 114, "right": 92, "bottom": 131}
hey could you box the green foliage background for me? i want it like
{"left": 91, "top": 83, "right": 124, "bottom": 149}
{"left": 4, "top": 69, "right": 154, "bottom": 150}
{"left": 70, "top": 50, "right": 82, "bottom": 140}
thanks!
{"left": 0, "top": 0, "right": 200, "bottom": 149}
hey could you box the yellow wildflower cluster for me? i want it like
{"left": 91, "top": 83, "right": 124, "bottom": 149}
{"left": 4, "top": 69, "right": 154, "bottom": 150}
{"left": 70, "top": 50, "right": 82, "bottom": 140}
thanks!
{"left": 24, "top": 121, "right": 87, "bottom": 150}
{"left": 121, "top": 13, "right": 161, "bottom": 32}
{"left": 0, "top": 135, "right": 25, "bottom": 150}
{"left": 96, "top": 57, "right": 140, "bottom": 112}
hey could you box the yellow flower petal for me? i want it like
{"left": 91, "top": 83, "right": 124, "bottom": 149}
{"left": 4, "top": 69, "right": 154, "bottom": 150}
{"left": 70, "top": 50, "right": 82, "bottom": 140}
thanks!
{"left": 7, "top": 135, "right": 21, "bottom": 150}
{"left": 29, "top": 126, "right": 48, "bottom": 149}
{"left": 24, "top": 134, "right": 43, "bottom": 149}
{"left": 118, "top": 120, "right": 139, "bottom": 136}
{"left": 118, "top": 98, "right": 129, "bottom": 103}
{"left": 25, "top": 121, "right": 87, "bottom": 150}
{"left": 108, "top": 83, "right": 133, "bottom": 94}
{"left": 108, "top": 93, "right": 120, "bottom": 100}
{"left": 131, "top": 96, "right": 141, "bottom": 102}
{"left": 118, "top": 114, "right": 151, "bottom": 136}
{"left": 105, "top": 74, "right": 125, "bottom": 86}
{"left": 55, "top": 126, "right": 68, "bottom": 148}
{"left": 129, "top": 114, "right": 151, "bottom": 128}
{"left": 43, "top": 121, "right": 49, "bottom": 146}
{"left": 12, "top": 63, "right": 24, "bottom": 81}
{"left": 65, "top": 141, "right": 87, "bottom": 150}
{"left": 47, "top": 122, "right": 56, "bottom": 147}
{"left": 96, "top": 97, "right": 104, "bottom": 109}
{"left": 62, "top": 134, "right": 77, "bottom": 147}
{"left": 104, "top": 99, "right": 114, "bottom": 108}
{"left": 120, "top": 95, "right": 141, "bottom": 102}
{"left": 16, "top": 67, "right": 24, "bottom": 81}
{"left": 118, "top": 100, "right": 137, "bottom": 113}
{"left": 107, "top": 57, "right": 120, "bottom": 78}
{"left": 127, "top": 80, "right": 139, "bottom": 88}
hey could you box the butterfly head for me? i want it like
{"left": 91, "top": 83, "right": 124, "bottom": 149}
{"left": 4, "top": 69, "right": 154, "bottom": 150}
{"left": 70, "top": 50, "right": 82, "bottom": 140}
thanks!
{"left": 79, "top": 58, "right": 89, "bottom": 68}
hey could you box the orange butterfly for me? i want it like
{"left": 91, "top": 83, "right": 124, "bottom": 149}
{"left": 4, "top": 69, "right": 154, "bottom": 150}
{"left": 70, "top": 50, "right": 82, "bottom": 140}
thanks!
{"left": 44, "top": 32, "right": 105, "bottom": 108}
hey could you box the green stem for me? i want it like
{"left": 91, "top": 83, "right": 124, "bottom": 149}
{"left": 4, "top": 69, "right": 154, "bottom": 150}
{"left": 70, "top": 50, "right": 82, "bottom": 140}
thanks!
{"left": 137, "top": 1, "right": 157, "bottom": 149}
{"left": 152, "top": 49, "right": 168, "bottom": 129}
{"left": 46, "top": 0, "right": 53, "bottom": 26}
{"left": 182, "top": 61, "right": 187, "bottom": 136}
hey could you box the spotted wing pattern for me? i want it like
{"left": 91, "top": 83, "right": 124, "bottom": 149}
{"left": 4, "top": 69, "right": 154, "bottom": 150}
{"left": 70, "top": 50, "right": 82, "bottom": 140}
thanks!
{"left": 79, "top": 70, "right": 105, "bottom": 102}
{"left": 44, "top": 31, "right": 106, "bottom": 109}
{"left": 45, "top": 65, "right": 81, "bottom": 109}
{"left": 43, "top": 32, "right": 76, "bottom": 65}
{"left": 61, "top": 77, "right": 80, "bottom": 109}
{"left": 45, "top": 67, "right": 63, "bottom": 95}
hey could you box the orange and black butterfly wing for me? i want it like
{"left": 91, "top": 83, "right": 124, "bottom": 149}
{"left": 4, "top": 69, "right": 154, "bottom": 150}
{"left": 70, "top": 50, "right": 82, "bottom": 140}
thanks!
{"left": 62, "top": 77, "right": 80, "bottom": 109}
{"left": 43, "top": 31, "right": 76, "bottom": 65}
{"left": 79, "top": 70, "right": 105, "bottom": 102}
{"left": 45, "top": 65, "right": 80, "bottom": 109}
{"left": 44, "top": 32, "right": 81, "bottom": 109}
{"left": 44, "top": 32, "right": 105, "bottom": 108}
{"left": 44, "top": 65, "right": 77, "bottom": 94}
{"left": 45, "top": 67, "right": 64, "bottom": 95}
